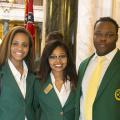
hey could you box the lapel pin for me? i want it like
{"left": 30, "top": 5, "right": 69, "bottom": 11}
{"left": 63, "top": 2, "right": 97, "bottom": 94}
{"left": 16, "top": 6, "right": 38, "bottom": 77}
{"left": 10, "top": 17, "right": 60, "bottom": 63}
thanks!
{"left": 115, "top": 89, "right": 120, "bottom": 101}
{"left": 44, "top": 83, "right": 53, "bottom": 94}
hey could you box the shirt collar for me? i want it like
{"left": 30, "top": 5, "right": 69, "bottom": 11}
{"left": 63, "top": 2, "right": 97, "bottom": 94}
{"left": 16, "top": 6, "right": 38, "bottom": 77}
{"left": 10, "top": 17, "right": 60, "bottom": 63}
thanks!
{"left": 50, "top": 72, "right": 69, "bottom": 84}
{"left": 8, "top": 59, "right": 28, "bottom": 79}
{"left": 93, "top": 48, "right": 118, "bottom": 61}
{"left": 50, "top": 72, "right": 55, "bottom": 83}
{"left": 50, "top": 72, "right": 71, "bottom": 91}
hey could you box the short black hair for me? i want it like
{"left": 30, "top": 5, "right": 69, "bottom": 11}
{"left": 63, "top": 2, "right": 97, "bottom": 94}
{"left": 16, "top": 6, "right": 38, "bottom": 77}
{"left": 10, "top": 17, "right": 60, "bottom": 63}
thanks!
{"left": 94, "top": 17, "right": 119, "bottom": 33}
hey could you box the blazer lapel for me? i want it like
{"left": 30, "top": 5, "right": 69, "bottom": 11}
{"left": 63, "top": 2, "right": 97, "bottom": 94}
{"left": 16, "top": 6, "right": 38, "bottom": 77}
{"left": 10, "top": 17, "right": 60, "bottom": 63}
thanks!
{"left": 3, "top": 63, "right": 25, "bottom": 100}
{"left": 77, "top": 55, "right": 94, "bottom": 99}
{"left": 75, "top": 55, "right": 93, "bottom": 114}
{"left": 96, "top": 51, "right": 120, "bottom": 101}
{"left": 79, "top": 54, "right": 94, "bottom": 85}
{"left": 25, "top": 72, "right": 34, "bottom": 99}
{"left": 63, "top": 90, "right": 76, "bottom": 111}
{"left": 41, "top": 75, "right": 62, "bottom": 109}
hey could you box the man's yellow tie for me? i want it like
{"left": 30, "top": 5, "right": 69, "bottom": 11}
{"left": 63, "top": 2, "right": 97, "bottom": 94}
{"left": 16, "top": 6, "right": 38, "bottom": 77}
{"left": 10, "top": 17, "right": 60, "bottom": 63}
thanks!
{"left": 84, "top": 57, "right": 105, "bottom": 120}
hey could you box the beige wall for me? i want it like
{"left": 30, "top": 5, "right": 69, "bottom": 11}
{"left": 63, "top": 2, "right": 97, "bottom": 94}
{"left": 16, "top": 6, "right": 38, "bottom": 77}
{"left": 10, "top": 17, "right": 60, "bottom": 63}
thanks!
{"left": 113, "top": 0, "right": 120, "bottom": 48}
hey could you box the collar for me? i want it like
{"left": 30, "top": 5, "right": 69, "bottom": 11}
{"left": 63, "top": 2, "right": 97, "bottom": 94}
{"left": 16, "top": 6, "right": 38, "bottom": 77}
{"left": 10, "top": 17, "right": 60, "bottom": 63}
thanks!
{"left": 93, "top": 48, "right": 118, "bottom": 61}
{"left": 50, "top": 72, "right": 71, "bottom": 91}
{"left": 8, "top": 59, "right": 28, "bottom": 79}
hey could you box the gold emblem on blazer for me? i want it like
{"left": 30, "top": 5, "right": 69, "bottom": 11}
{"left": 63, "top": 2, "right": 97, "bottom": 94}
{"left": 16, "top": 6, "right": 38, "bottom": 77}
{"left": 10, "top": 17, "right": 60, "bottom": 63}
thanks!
{"left": 115, "top": 89, "right": 120, "bottom": 101}
{"left": 44, "top": 83, "right": 53, "bottom": 94}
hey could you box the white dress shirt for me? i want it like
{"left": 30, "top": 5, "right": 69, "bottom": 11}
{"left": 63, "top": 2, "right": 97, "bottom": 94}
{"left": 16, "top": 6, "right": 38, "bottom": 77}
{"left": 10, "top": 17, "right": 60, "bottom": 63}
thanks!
{"left": 79, "top": 48, "right": 118, "bottom": 120}
{"left": 8, "top": 59, "right": 28, "bottom": 120}
{"left": 50, "top": 72, "right": 71, "bottom": 107}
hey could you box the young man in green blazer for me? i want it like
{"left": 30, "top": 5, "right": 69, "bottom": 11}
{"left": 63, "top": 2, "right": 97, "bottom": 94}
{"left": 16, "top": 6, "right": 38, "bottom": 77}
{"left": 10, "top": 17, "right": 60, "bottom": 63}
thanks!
{"left": 75, "top": 17, "right": 120, "bottom": 120}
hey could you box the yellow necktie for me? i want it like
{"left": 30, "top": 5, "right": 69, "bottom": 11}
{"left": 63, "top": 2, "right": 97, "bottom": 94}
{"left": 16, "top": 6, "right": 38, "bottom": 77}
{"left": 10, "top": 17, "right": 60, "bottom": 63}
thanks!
{"left": 84, "top": 57, "right": 105, "bottom": 120}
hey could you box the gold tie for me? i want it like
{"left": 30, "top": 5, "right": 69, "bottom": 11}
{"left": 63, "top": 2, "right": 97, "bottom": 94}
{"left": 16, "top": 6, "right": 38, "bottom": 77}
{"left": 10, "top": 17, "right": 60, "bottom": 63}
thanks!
{"left": 84, "top": 57, "right": 105, "bottom": 120}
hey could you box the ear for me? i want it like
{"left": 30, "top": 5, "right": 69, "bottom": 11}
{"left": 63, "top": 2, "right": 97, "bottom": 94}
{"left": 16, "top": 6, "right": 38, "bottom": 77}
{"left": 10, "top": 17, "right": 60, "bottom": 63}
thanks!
{"left": 116, "top": 34, "right": 118, "bottom": 42}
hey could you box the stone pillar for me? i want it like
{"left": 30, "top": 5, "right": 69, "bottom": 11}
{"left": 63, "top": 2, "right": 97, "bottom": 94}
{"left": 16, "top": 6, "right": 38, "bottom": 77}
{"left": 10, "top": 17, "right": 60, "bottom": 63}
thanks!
{"left": 3, "top": 20, "right": 9, "bottom": 37}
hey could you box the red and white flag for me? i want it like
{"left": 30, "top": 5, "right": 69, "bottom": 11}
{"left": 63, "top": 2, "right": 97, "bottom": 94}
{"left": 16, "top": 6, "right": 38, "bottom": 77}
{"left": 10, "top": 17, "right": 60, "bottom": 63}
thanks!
{"left": 24, "top": 0, "right": 35, "bottom": 43}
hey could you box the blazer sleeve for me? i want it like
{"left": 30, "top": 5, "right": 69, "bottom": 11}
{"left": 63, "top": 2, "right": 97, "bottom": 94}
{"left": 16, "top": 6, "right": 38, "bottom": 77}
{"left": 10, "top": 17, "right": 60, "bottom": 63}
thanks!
{"left": 33, "top": 78, "right": 41, "bottom": 120}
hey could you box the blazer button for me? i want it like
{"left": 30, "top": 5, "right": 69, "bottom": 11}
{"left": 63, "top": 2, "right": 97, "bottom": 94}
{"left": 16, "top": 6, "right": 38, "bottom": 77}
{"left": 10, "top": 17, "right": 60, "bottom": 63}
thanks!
{"left": 60, "top": 111, "right": 64, "bottom": 116}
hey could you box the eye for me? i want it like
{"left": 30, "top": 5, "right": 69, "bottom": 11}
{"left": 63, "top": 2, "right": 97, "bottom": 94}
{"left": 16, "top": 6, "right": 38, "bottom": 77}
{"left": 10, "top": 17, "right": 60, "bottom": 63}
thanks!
{"left": 49, "top": 55, "right": 57, "bottom": 60}
{"left": 94, "top": 32, "right": 102, "bottom": 37}
{"left": 22, "top": 43, "right": 29, "bottom": 48}
{"left": 11, "top": 41, "right": 29, "bottom": 48}
{"left": 49, "top": 54, "right": 67, "bottom": 61}
{"left": 59, "top": 55, "right": 67, "bottom": 59}
{"left": 106, "top": 33, "right": 115, "bottom": 38}
{"left": 12, "top": 42, "right": 19, "bottom": 46}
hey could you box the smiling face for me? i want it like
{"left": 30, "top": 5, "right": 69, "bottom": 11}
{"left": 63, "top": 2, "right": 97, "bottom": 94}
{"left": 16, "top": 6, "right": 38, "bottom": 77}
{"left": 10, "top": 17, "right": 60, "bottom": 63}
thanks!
{"left": 93, "top": 21, "right": 118, "bottom": 56}
{"left": 48, "top": 46, "right": 67, "bottom": 74}
{"left": 10, "top": 32, "right": 29, "bottom": 64}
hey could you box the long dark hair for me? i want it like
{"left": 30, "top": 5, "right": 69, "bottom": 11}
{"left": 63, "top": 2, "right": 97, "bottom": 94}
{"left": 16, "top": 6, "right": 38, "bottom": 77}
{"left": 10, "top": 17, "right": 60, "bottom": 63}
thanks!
{"left": 38, "top": 40, "right": 77, "bottom": 89}
{"left": 0, "top": 26, "right": 34, "bottom": 71}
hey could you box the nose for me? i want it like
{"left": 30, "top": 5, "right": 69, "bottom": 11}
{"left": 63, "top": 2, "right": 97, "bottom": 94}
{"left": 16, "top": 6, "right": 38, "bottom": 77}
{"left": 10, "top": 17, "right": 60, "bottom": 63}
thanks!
{"left": 54, "top": 57, "right": 63, "bottom": 63}
{"left": 99, "top": 34, "right": 107, "bottom": 42}
{"left": 56, "top": 57, "right": 61, "bottom": 62}
{"left": 101, "top": 34, "right": 106, "bottom": 39}
{"left": 17, "top": 45, "right": 23, "bottom": 50}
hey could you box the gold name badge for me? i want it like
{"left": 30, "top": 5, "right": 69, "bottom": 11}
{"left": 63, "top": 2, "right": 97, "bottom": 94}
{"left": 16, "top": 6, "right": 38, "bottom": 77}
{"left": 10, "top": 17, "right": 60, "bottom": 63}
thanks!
{"left": 44, "top": 83, "right": 53, "bottom": 94}
{"left": 115, "top": 89, "right": 120, "bottom": 101}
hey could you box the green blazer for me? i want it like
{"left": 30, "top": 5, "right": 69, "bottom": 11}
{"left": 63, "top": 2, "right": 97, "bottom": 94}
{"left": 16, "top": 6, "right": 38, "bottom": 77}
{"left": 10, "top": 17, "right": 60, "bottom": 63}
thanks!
{"left": 0, "top": 62, "right": 36, "bottom": 120}
{"left": 34, "top": 75, "right": 76, "bottom": 120}
{"left": 75, "top": 50, "right": 120, "bottom": 120}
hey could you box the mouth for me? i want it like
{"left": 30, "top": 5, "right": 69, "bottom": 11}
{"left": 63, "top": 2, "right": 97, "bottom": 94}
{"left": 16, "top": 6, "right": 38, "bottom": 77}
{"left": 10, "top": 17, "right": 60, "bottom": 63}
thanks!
{"left": 16, "top": 52, "right": 22, "bottom": 55}
{"left": 99, "top": 44, "right": 105, "bottom": 47}
{"left": 15, "top": 52, "right": 23, "bottom": 56}
{"left": 55, "top": 64, "right": 62, "bottom": 67}
{"left": 14, "top": 51, "right": 24, "bottom": 57}
{"left": 96, "top": 43, "right": 106, "bottom": 48}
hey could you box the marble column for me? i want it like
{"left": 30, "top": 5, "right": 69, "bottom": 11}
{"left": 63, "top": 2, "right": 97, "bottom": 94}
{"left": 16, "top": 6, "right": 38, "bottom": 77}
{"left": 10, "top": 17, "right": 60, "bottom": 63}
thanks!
{"left": 44, "top": 0, "right": 78, "bottom": 60}
{"left": 3, "top": 20, "right": 9, "bottom": 37}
